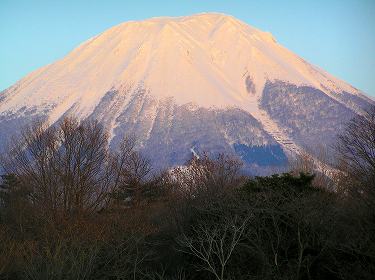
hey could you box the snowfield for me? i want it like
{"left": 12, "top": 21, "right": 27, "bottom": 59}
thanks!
{"left": 0, "top": 13, "right": 373, "bottom": 172}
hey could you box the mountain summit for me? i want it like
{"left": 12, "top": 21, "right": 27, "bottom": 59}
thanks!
{"left": 0, "top": 13, "right": 373, "bottom": 171}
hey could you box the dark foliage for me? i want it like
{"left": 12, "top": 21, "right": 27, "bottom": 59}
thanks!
{"left": 0, "top": 116, "right": 374, "bottom": 279}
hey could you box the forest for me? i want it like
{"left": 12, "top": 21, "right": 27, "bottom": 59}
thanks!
{"left": 0, "top": 107, "right": 374, "bottom": 280}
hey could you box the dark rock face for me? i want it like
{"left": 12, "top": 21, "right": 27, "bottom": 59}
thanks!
{"left": 336, "top": 91, "right": 375, "bottom": 112}
{"left": 1, "top": 80, "right": 372, "bottom": 173}
{"left": 234, "top": 143, "right": 287, "bottom": 166}
{"left": 245, "top": 76, "right": 256, "bottom": 94}
{"left": 89, "top": 87, "right": 280, "bottom": 170}
{"left": 260, "top": 81, "right": 361, "bottom": 155}
{"left": 136, "top": 104, "right": 285, "bottom": 169}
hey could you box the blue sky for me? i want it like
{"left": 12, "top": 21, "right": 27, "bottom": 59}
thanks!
{"left": 1, "top": 0, "right": 374, "bottom": 96}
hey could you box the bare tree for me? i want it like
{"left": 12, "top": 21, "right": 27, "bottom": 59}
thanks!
{"left": 335, "top": 106, "right": 375, "bottom": 195}
{"left": 177, "top": 216, "right": 248, "bottom": 280}
{"left": 1, "top": 116, "right": 151, "bottom": 217}
{"left": 289, "top": 151, "right": 315, "bottom": 175}
{"left": 111, "top": 136, "right": 152, "bottom": 206}
{"left": 170, "top": 153, "right": 243, "bottom": 200}
{"left": 165, "top": 154, "right": 244, "bottom": 233}
{"left": 289, "top": 147, "right": 336, "bottom": 189}
{"left": 1, "top": 117, "right": 114, "bottom": 216}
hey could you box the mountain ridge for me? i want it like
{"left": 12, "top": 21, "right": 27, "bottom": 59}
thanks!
{"left": 0, "top": 13, "right": 373, "bottom": 172}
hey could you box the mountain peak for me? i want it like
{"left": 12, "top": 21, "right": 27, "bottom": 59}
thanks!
{"left": 134, "top": 12, "right": 238, "bottom": 23}
{"left": 0, "top": 13, "right": 373, "bottom": 171}
{"left": 111, "top": 13, "right": 260, "bottom": 36}
{"left": 1, "top": 12, "right": 364, "bottom": 121}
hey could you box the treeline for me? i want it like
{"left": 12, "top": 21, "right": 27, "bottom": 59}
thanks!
{"left": 0, "top": 107, "right": 374, "bottom": 280}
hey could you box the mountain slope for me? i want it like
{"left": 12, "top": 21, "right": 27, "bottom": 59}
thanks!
{"left": 0, "top": 13, "right": 373, "bottom": 171}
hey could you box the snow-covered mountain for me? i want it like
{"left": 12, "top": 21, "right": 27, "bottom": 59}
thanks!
{"left": 0, "top": 13, "right": 373, "bottom": 171}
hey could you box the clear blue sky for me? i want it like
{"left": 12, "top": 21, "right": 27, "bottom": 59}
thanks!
{"left": 1, "top": 0, "right": 374, "bottom": 96}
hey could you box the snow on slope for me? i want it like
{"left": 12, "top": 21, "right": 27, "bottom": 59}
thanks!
{"left": 0, "top": 13, "right": 373, "bottom": 170}
{"left": 0, "top": 13, "right": 365, "bottom": 120}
